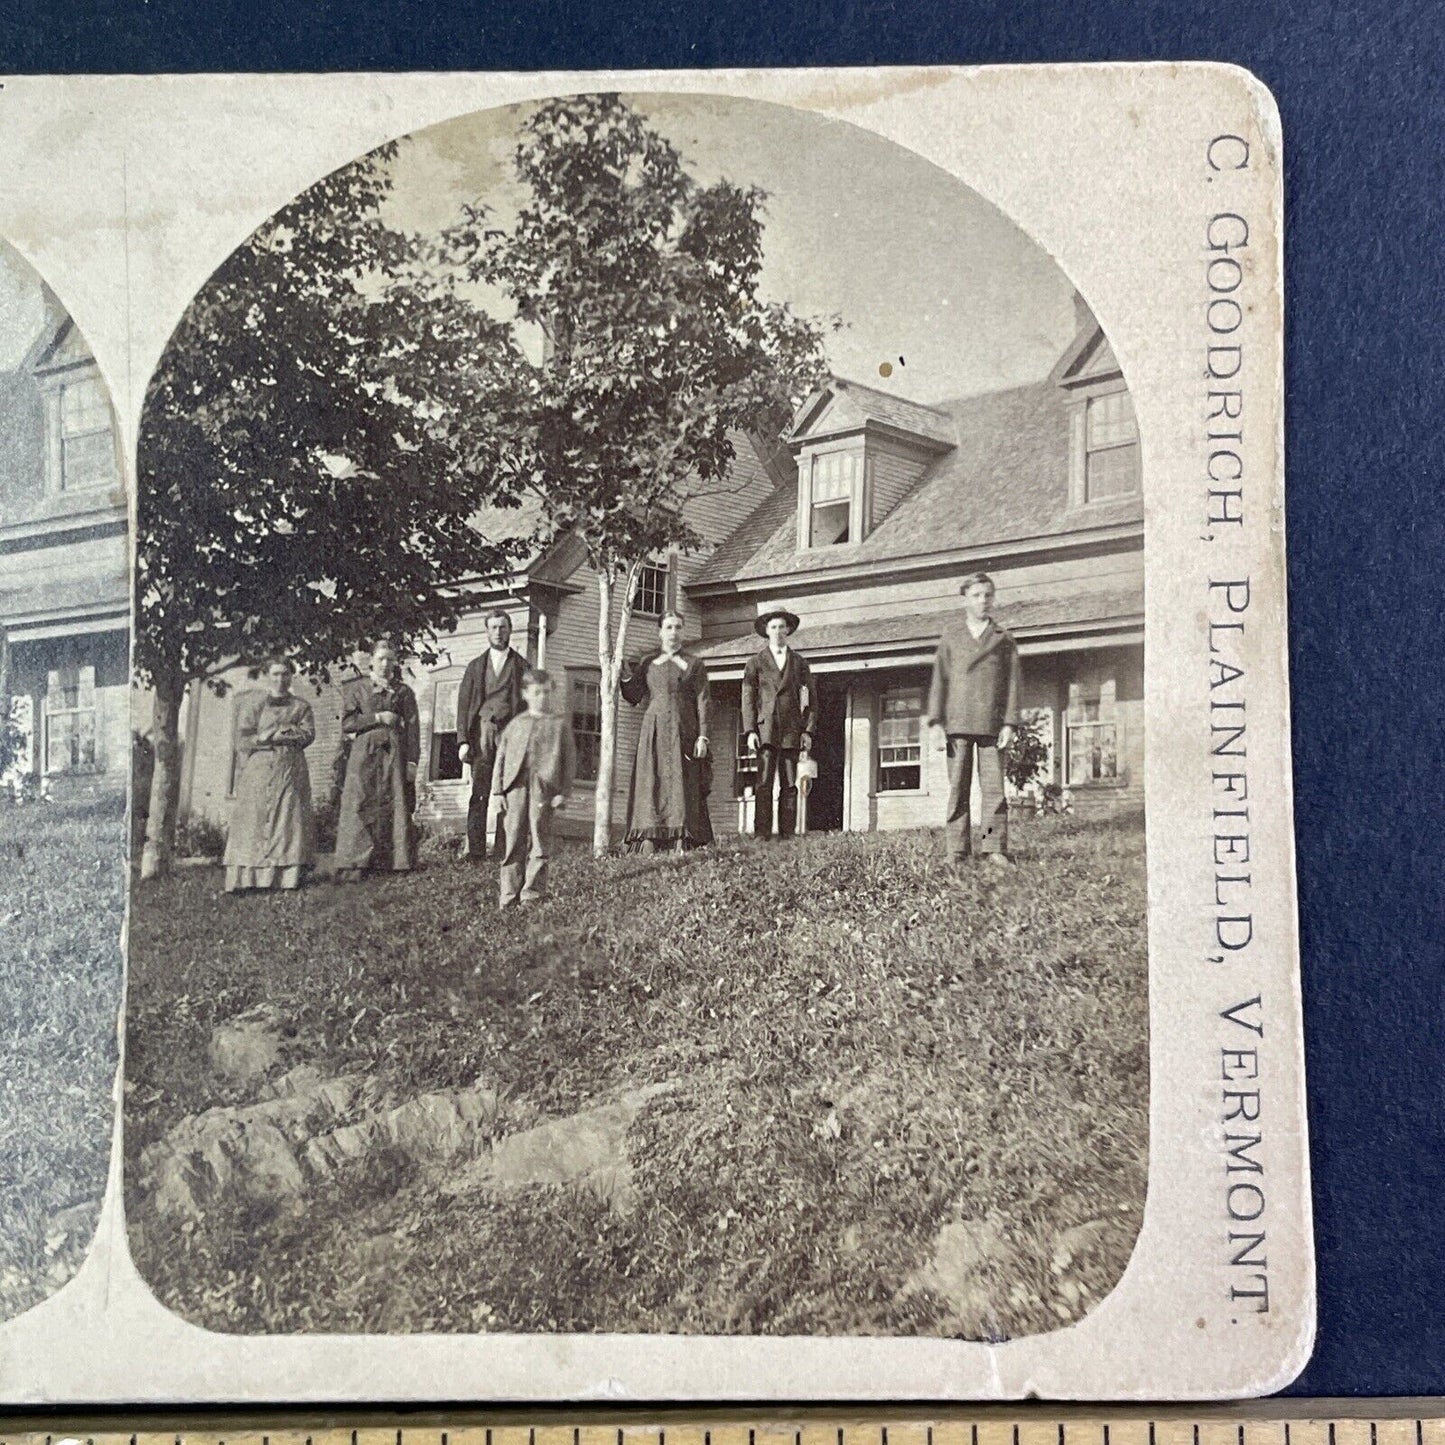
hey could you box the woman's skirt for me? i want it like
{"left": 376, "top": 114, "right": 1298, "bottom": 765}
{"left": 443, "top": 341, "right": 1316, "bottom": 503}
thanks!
{"left": 223, "top": 748, "right": 314, "bottom": 890}
{"left": 624, "top": 710, "right": 714, "bottom": 850}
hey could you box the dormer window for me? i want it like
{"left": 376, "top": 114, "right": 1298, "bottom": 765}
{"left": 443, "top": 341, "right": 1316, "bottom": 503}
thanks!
{"left": 1084, "top": 390, "right": 1140, "bottom": 501}
{"left": 803, "top": 447, "right": 862, "bottom": 548}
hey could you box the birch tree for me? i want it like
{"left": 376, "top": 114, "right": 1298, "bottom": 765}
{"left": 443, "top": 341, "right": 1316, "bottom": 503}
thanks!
{"left": 134, "top": 145, "right": 527, "bottom": 878}
{"left": 443, "top": 93, "right": 830, "bottom": 855}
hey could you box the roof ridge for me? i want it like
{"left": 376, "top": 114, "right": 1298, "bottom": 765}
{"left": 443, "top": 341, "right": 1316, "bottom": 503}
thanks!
{"left": 831, "top": 375, "right": 953, "bottom": 418}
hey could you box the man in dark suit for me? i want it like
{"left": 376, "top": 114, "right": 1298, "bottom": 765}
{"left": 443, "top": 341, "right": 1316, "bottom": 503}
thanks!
{"left": 456, "top": 610, "right": 526, "bottom": 861}
{"left": 742, "top": 607, "right": 816, "bottom": 841}
{"left": 926, "top": 572, "right": 1021, "bottom": 865}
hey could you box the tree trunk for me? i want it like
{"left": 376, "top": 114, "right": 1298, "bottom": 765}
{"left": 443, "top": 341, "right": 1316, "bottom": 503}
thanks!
{"left": 140, "top": 675, "right": 185, "bottom": 880}
{"left": 591, "top": 561, "right": 642, "bottom": 859}
{"left": 0, "top": 624, "right": 11, "bottom": 777}
{"left": 593, "top": 570, "right": 618, "bottom": 858}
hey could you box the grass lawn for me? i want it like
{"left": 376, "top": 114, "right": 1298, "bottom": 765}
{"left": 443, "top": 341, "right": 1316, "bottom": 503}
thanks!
{"left": 125, "top": 809, "right": 1148, "bottom": 1339}
{"left": 0, "top": 795, "right": 124, "bottom": 1319}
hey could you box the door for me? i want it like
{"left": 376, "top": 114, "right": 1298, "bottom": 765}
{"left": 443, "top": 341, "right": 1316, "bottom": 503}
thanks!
{"left": 805, "top": 676, "right": 847, "bottom": 832}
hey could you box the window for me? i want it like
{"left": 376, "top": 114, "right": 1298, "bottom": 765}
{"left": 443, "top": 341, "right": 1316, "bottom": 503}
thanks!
{"left": 44, "top": 666, "right": 98, "bottom": 774}
{"left": 60, "top": 378, "right": 117, "bottom": 491}
{"left": 570, "top": 672, "right": 602, "bottom": 784}
{"left": 634, "top": 563, "right": 668, "bottom": 618}
{"left": 734, "top": 725, "right": 760, "bottom": 799}
{"left": 1084, "top": 390, "right": 1141, "bottom": 502}
{"left": 806, "top": 449, "right": 860, "bottom": 547}
{"left": 877, "top": 688, "right": 923, "bottom": 792}
{"left": 430, "top": 679, "right": 463, "bottom": 781}
{"left": 1066, "top": 681, "right": 1119, "bottom": 785}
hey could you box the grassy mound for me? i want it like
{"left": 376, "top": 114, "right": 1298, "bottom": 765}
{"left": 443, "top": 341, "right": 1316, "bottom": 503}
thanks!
{"left": 126, "top": 810, "right": 1147, "bottom": 1338}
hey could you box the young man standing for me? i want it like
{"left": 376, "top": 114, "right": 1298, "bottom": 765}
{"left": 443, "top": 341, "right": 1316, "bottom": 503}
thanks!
{"left": 742, "top": 607, "right": 816, "bottom": 841}
{"left": 926, "top": 573, "right": 1021, "bottom": 866}
{"left": 456, "top": 610, "right": 526, "bottom": 862}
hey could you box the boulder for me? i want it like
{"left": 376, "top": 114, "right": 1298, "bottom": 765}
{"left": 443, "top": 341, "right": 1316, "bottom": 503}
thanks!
{"left": 208, "top": 1003, "right": 292, "bottom": 1084}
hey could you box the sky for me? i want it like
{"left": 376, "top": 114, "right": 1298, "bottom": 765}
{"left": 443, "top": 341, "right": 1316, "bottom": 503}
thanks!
{"left": 0, "top": 97, "right": 1084, "bottom": 405}
{"left": 378, "top": 91, "right": 1081, "bottom": 405}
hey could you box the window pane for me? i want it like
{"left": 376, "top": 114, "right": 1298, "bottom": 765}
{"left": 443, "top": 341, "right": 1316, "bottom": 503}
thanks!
{"left": 1085, "top": 441, "right": 1140, "bottom": 501}
{"left": 46, "top": 709, "right": 97, "bottom": 773}
{"left": 570, "top": 674, "right": 602, "bottom": 783}
{"left": 635, "top": 564, "right": 668, "bottom": 616}
{"left": 1067, "top": 721, "right": 1119, "bottom": 784}
{"left": 62, "top": 430, "right": 116, "bottom": 489}
{"left": 62, "top": 378, "right": 112, "bottom": 436}
{"left": 811, "top": 499, "right": 850, "bottom": 546}
{"left": 877, "top": 690, "right": 922, "bottom": 790}
{"left": 812, "top": 451, "right": 854, "bottom": 502}
{"left": 877, "top": 763, "right": 920, "bottom": 792}
{"left": 433, "top": 679, "right": 460, "bottom": 733}
{"left": 1086, "top": 391, "right": 1138, "bottom": 449}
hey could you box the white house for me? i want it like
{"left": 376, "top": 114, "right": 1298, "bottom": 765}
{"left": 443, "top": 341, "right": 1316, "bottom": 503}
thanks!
{"left": 0, "top": 293, "right": 128, "bottom": 799}
{"left": 172, "top": 297, "right": 1143, "bottom": 843}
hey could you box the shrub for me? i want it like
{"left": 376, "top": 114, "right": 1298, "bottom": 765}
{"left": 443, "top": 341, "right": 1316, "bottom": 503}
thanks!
{"left": 1004, "top": 711, "right": 1052, "bottom": 793}
{"left": 0, "top": 705, "right": 23, "bottom": 779}
{"left": 313, "top": 794, "right": 341, "bottom": 853}
{"left": 173, "top": 812, "right": 227, "bottom": 859}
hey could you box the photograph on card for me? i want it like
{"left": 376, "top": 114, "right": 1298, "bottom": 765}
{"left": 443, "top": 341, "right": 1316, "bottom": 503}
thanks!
{"left": 0, "top": 239, "right": 126, "bottom": 1319}
{"left": 123, "top": 91, "right": 1149, "bottom": 1338}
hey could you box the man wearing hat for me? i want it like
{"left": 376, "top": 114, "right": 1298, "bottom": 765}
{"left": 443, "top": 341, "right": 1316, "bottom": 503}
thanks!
{"left": 926, "top": 572, "right": 1021, "bottom": 865}
{"left": 742, "top": 607, "right": 816, "bottom": 841}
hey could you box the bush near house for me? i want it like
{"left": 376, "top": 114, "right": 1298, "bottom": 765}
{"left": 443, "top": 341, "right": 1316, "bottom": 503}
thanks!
{"left": 0, "top": 794, "right": 124, "bottom": 1319}
{"left": 124, "top": 810, "right": 1148, "bottom": 1338}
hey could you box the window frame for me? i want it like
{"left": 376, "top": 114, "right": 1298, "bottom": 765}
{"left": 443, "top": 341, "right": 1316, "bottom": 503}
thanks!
{"left": 1080, "top": 386, "right": 1141, "bottom": 505}
{"left": 429, "top": 677, "right": 464, "bottom": 783}
{"left": 568, "top": 669, "right": 603, "bottom": 787}
{"left": 799, "top": 443, "right": 864, "bottom": 551}
{"left": 58, "top": 377, "right": 117, "bottom": 493}
{"left": 633, "top": 562, "right": 669, "bottom": 619}
{"left": 1064, "top": 680, "right": 1123, "bottom": 788}
{"left": 42, "top": 665, "right": 99, "bottom": 776}
{"left": 875, "top": 685, "right": 925, "bottom": 795}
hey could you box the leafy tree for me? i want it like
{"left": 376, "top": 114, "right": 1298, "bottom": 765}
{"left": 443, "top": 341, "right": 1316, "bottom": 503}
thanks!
{"left": 135, "top": 144, "right": 528, "bottom": 877}
{"left": 443, "top": 94, "right": 831, "bottom": 854}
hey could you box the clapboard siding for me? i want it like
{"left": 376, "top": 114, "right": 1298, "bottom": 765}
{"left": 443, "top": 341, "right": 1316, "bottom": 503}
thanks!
{"left": 867, "top": 436, "right": 931, "bottom": 534}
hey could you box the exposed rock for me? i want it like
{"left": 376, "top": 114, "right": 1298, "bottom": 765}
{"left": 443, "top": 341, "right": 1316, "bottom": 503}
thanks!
{"left": 1050, "top": 1217, "right": 1110, "bottom": 1274}
{"left": 208, "top": 1003, "right": 292, "bottom": 1084}
{"left": 140, "top": 1070, "right": 674, "bottom": 1224}
{"left": 304, "top": 1086, "right": 502, "bottom": 1176}
{"left": 905, "top": 1217, "right": 1007, "bottom": 1321}
{"left": 139, "top": 1072, "right": 361, "bottom": 1218}
{"left": 444, "top": 1081, "right": 677, "bottom": 1216}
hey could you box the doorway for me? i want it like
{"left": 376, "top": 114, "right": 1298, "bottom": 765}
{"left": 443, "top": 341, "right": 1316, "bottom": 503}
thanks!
{"left": 805, "top": 677, "right": 847, "bottom": 832}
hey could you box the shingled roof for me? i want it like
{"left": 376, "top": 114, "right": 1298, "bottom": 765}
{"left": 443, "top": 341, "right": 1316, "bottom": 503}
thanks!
{"left": 693, "top": 376, "right": 1143, "bottom": 588}
{"left": 790, "top": 377, "right": 957, "bottom": 447}
{"left": 691, "top": 585, "right": 1144, "bottom": 664}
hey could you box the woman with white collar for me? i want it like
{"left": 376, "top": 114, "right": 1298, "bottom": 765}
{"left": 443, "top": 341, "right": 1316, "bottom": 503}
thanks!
{"left": 620, "top": 610, "right": 714, "bottom": 854}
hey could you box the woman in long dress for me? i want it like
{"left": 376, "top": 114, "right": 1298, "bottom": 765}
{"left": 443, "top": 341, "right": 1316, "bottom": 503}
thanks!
{"left": 621, "top": 610, "right": 714, "bottom": 853}
{"left": 223, "top": 658, "right": 316, "bottom": 893}
{"left": 333, "top": 639, "right": 421, "bottom": 881}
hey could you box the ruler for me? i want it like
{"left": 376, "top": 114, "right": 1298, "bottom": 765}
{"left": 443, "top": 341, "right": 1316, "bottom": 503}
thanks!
{"left": 2, "top": 1407, "right": 1443, "bottom": 1445}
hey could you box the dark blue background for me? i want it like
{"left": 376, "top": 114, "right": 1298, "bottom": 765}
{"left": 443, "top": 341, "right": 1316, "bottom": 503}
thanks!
{"left": 3, "top": 0, "right": 1441, "bottom": 1399}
